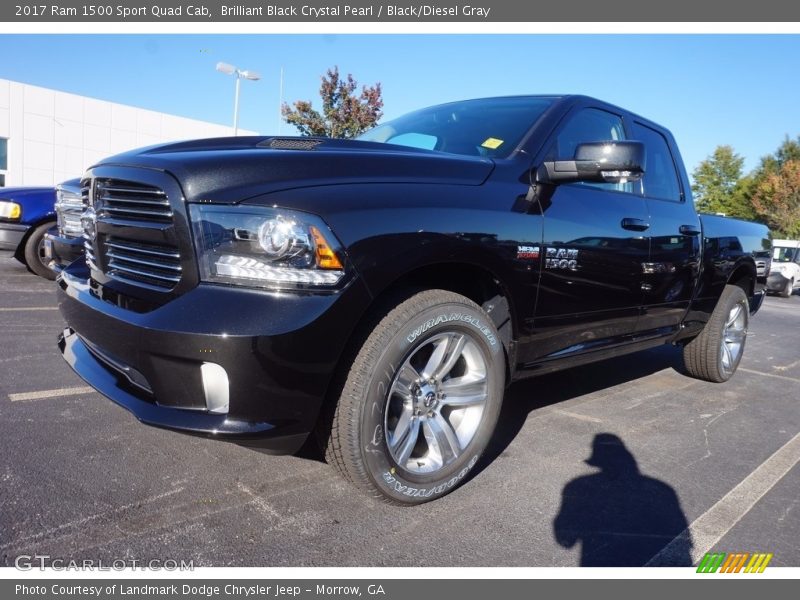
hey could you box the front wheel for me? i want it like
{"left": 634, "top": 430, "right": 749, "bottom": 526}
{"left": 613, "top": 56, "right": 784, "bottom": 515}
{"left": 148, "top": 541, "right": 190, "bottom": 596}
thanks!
{"left": 22, "top": 221, "right": 57, "bottom": 280}
{"left": 323, "top": 290, "right": 505, "bottom": 505}
{"left": 683, "top": 284, "right": 749, "bottom": 383}
{"left": 780, "top": 278, "right": 794, "bottom": 298}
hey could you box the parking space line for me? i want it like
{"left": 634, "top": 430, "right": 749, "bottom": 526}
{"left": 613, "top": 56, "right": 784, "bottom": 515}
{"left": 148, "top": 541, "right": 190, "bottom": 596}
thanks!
{"left": 0, "top": 306, "right": 58, "bottom": 312}
{"left": 553, "top": 409, "right": 603, "bottom": 423}
{"left": 738, "top": 367, "right": 800, "bottom": 383}
{"left": 8, "top": 386, "right": 95, "bottom": 402}
{"left": 645, "top": 431, "right": 800, "bottom": 566}
{"left": 773, "top": 358, "right": 800, "bottom": 372}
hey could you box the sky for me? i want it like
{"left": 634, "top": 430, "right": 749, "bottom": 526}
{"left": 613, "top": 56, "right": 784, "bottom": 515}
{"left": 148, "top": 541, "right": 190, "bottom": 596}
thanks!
{"left": 0, "top": 34, "right": 798, "bottom": 175}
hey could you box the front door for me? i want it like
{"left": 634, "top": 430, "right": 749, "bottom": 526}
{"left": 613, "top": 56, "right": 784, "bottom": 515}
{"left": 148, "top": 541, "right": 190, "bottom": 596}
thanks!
{"left": 521, "top": 107, "right": 650, "bottom": 364}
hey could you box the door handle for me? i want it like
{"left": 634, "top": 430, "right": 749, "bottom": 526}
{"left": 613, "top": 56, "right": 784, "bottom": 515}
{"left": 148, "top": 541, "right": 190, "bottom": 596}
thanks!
{"left": 679, "top": 224, "right": 701, "bottom": 236}
{"left": 621, "top": 218, "right": 650, "bottom": 232}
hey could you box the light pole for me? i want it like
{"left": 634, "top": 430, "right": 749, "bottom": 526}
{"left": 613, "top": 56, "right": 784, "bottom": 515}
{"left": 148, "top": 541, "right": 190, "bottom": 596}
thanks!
{"left": 216, "top": 62, "right": 261, "bottom": 136}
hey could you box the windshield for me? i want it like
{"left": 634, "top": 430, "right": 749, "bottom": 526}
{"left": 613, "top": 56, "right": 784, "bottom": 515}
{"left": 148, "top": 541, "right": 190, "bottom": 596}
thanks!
{"left": 357, "top": 97, "right": 555, "bottom": 159}
{"left": 773, "top": 246, "right": 799, "bottom": 262}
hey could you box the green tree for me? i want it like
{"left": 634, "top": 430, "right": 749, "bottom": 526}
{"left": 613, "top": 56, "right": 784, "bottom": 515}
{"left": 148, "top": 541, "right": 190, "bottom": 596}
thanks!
{"left": 757, "top": 135, "right": 800, "bottom": 175}
{"left": 281, "top": 66, "right": 383, "bottom": 138}
{"left": 692, "top": 145, "right": 753, "bottom": 218}
{"left": 751, "top": 159, "right": 800, "bottom": 238}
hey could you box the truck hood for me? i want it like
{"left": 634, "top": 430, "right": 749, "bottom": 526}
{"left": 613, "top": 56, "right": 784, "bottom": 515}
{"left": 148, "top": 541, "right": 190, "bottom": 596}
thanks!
{"left": 95, "top": 136, "right": 496, "bottom": 203}
{"left": 0, "top": 187, "right": 55, "bottom": 200}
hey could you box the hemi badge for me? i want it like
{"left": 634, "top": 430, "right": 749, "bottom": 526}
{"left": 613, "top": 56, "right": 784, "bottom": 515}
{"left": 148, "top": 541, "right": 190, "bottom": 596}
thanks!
{"left": 517, "top": 245, "right": 540, "bottom": 260}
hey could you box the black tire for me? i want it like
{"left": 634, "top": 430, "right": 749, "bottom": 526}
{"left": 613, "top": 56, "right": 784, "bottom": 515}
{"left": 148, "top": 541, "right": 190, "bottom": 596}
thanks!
{"left": 22, "top": 222, "right": 57, "bottom": 280}
{"left": 683, "top": 284, "right": 749, "bottom": 383}
{"left": 323, "top": 289, "right": 505, "bottom": 505}
{"left": 780, "top": 278, "right": 794, "bottom": 298}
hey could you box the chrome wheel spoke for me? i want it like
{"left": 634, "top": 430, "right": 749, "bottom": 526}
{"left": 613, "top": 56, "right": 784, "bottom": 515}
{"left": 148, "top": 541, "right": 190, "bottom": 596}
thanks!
{"left": 389, "top": 405, "right": 414, "bottom": 449}
{"left": 394, "top": 418, "right": 421, "bottom": 466}
{"left": 440, "top": 375, "right": 487, "bottom": 406}
{"left": 721, "top": 339, "right": 734, "bottom": 370}
{"left": 726, "top": 304, "right": 743, "bottom": 328}
{"left": 432, "top": 334, "right": 466, "bottom": 381}
{"left": 420, "top": 334, "right": 465, "bottom": 380}
{"left": 424, "top": 415, "right": 461, "bottom": 464}
{"left": 419, "top": 337, "right": 449, "bottom": 380}
{"left": 725, "top": 329, "right": 745, "bottom": 344}
{"left": 392, "top": 364, "right": 420, "bottom": 402}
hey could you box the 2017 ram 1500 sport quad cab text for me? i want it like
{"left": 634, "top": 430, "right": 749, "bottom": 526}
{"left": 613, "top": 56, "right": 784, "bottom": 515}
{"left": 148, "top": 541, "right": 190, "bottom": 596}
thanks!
{"left": 57, "top": 96, "right": 768, "bottom": 504}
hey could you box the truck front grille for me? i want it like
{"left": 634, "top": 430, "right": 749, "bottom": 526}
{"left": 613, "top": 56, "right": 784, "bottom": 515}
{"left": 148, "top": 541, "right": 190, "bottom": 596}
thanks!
{"left": 81, "top": 169, "right": 193, "bottom": 300}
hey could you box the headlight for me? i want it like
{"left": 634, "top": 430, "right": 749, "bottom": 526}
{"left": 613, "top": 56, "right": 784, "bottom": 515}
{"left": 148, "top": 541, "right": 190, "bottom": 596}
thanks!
{"left": 55, "top": 184, "right": 85, "bottom": 237}
{"left": 0, "top": 200, "right": 22, "bottom": 220}
{"left": 190, "top": 204, "right": 346, "bottom": 289}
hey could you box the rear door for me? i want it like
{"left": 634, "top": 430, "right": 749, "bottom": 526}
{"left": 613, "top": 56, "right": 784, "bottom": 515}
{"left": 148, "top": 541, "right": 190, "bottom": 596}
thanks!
{"left": 632, "top": 121, "right": 702, "bottom": 334}
{"left": 523, "top": 106, "right": 650, "bottom": 363}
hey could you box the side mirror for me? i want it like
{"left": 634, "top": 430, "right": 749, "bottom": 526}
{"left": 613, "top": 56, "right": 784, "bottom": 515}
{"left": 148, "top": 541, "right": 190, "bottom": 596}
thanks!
{"left": 538, "top": 140, "right": 646, "bottom": 185}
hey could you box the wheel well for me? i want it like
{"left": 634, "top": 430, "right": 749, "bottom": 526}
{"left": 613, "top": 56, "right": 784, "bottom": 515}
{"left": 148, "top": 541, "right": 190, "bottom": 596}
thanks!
{"left": 728, "top": 262, "right": 755, "bottom": 296}
{"left": 366, "top": 262, "right": 515, "bottom": 379}
{"left": 381, "top": 264, "right": 508, "bottom": 315}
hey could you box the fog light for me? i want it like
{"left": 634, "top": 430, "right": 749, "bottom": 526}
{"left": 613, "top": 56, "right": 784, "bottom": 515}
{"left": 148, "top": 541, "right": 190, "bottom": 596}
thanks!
{"left": 200, "top": 362, "right": 229, "bottom": 414}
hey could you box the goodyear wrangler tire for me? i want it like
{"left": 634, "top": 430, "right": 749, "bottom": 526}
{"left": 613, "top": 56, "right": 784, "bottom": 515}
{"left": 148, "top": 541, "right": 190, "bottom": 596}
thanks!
{"left": 683, "top": 284, "right": 749, "bottom": 383}
{"left": 325, "top": 289, "right": 505, "bottom": 505}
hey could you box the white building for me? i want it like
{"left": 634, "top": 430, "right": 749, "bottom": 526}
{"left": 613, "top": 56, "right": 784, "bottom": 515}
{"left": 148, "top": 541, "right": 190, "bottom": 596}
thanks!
{"left": 0, "top": 78, "right": 256, "bottom": 188}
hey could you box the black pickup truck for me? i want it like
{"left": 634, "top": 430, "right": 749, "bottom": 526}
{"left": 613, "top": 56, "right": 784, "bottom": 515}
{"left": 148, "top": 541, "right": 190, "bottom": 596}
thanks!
{"left": 57, "top": 95, "right": 769, "bottom": 504}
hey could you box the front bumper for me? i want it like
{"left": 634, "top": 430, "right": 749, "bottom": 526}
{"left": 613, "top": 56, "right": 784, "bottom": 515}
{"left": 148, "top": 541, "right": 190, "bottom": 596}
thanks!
{"left": 57, "top": 264, "right": 371, "bottom": 453}
{"left": 0, "top": 222, "right": 28, "bottom": 253}
{"left": 766, "top": 271, "right": 792, "bottom": 292}
{"left": 44, "top": 232, "right": 84, "bottom": 272}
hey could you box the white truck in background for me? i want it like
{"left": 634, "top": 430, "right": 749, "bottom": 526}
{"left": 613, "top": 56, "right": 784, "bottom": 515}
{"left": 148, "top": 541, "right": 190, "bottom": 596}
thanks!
{"left": 767, "top": 239, "right": 800, "bottom": 297}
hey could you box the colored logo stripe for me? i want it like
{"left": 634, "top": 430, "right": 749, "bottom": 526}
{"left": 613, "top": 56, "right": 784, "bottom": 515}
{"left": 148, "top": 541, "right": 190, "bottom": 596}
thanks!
{"left": 697, "top": 552, "right": 726, "bottom": 573}
{"left": 696, "top": 552, "right": 773, "bottom": 573}
{"left": 745, "top": 553, "right": 773, "bottom": 573}
{"left": 720, "top": 553, "right": 749, "bottom": 573}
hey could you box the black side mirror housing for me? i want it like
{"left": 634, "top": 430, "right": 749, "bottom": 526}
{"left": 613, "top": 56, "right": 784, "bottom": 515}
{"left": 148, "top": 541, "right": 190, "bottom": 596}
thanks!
{"left": 538, "top": 141, "right": 646, "bottom": 185}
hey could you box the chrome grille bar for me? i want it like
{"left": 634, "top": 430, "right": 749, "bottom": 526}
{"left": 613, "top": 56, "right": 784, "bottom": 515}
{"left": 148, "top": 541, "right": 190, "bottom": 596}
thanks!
{"left": 101, "top": 205, "right": 174, "bottom": 218}
{"left": 107, "top": 261, "right": 181, "bottom": 283}
{"left": 105, "top": 240, "right": 180, "bottom": 259}
{"left": 106, "top": 250, "right": 182, "bottom": 273}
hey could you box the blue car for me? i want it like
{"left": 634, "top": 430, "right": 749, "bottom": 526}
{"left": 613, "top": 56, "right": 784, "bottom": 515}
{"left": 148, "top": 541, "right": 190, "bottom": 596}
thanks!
{"left": 0, "top": 186, "right": 58, "bottom": 279}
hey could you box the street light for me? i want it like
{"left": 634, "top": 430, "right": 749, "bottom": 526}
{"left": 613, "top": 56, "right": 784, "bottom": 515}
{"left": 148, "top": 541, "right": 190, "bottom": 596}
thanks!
{"left": 216, "top": 61, "right": 261, "bottom": 136}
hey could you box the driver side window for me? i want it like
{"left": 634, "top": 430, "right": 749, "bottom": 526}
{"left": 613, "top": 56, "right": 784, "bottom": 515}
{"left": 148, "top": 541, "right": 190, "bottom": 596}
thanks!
{"left": 549, "top": 108, "right": 634, "bottom": 194}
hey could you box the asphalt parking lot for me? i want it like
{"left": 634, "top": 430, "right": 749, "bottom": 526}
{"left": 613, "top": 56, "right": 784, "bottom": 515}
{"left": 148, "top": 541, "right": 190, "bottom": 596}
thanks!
{"left": 1, "top": 256, "right": 798, "bottom": 568}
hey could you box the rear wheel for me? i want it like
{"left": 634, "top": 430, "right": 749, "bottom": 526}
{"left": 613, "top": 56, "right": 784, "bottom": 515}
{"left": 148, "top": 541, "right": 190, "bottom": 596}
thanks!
{"left": 683, "top": 284, "right": 749, "bottom": 383}
{"left": 22, "top": 221, "right": 57, "bottom": 280}
{"left": 323, "top": 289, "right": 505, "bottom": 505}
